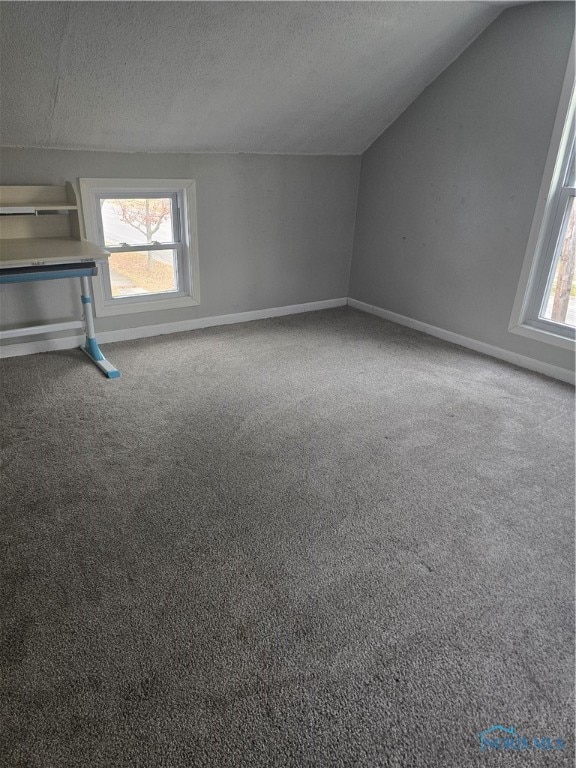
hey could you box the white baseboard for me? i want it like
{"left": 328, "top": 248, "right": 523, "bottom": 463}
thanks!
{"left": 0, "top": 297, "right": 347, "bottom": 359}
{"left": 348, "top": 297, "right": 575, "bottom": 385}
{"left": 2, "top": 295, "right": 573, "bottom": 385}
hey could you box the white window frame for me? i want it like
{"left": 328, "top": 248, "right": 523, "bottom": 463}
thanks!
{"left": 79, "top": 178, "right": 200, "bottom": 317}
{"left": 509, "top": 37, "right": 575, "bottom": 350}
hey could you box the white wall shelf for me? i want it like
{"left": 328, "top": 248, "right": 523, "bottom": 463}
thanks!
{"left": 0, "top": 204, "right": 78, "bottom": 213}
{"left": 0, "top": 184, "right": 119, "bottom": 378}
{"left": 0, "top": 237, "right": 108, "bottom": 269}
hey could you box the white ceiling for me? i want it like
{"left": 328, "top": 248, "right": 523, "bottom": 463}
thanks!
{"left": 0, "top": 2, "right": 515, "bottom": 154}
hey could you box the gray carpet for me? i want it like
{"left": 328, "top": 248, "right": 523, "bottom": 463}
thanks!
{"left": 1, "top": 307, "right": 574, "bottom": 767}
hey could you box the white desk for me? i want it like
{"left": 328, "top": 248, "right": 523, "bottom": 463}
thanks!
{"left": 0, "top": 237, "right": 120, "bottom": 379}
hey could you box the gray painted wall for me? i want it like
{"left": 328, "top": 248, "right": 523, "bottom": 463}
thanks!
{"left": 0, "top": 149, "right": 360, "bottom": 337}
{"left": 349, "top": 2, "right": 575, "bottom": 373}
{"left": 1, "top": 3, "right": 574, "bottom": 376}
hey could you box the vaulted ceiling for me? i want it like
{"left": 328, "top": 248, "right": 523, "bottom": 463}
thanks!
{"left": 1, "top": 2, "right": 521, "bottom": 154}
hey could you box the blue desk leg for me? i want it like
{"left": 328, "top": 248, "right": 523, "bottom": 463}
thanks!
{"left": 79, "top": 275, "right": 121, "bottom": 379}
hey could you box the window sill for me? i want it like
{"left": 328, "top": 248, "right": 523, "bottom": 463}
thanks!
{"left": 94, "top": 294, "right": 200, "bottom": 317}
{"left": 509, "top": 320, "right": 575, "bottom": 351}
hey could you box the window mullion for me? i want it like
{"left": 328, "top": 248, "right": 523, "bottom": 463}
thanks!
{"left": 172, "top": 193, "right": 182, "bottom": 242}
{"left": 175, "top": 242, "right": 186, "bottom": 289}
{"left": 106, "top": 243, "right": 179, "bottom": 253}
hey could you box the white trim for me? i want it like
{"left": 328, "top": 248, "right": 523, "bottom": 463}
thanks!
{"left": 509, "top": 35, "right": 575, "bottom": 347}
{"left": 509, "top": 320, "right": 575, "bottom": 351}
{"left": 0, "top": 320, "right": 83, "bottom": 340}
{"left": 348, "top": 298, "right": 575, "bottom": 385}
{"left": 78, "top": 178, "right": 201, "bottom": 317}
{"left": 2, "top": 295, "right": 573, "bottom": 384}
{"left": 0, "top": 298, "right": 347, "bottom": 359}
{"left": 93, "top": 293, "right": 200, "bottom": 316}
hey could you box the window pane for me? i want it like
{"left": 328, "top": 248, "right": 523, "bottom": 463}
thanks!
{"left": 540, "top": 197, "right": 576, "bottom": 327}
{"left": 108, "top": 249, "right": 179, "bottom": 298}
{"left": 100, "top": 198, "right": 175, "bottom": 246}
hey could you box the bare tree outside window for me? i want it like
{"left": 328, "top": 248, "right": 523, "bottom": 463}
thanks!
{"left": 113, "top": 198, "right": 172, "bottom": 269}
{"left": 550, "top": 200, "right": 576, "bottom": 324}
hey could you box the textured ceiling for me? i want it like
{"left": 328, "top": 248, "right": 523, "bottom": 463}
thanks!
{"left": 0, "top": 1, "right": 510, "bottom": 154}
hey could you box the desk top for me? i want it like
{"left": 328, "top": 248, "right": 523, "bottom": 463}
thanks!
{"left": 0, "top": 238, "right": 109, "bottom": 269}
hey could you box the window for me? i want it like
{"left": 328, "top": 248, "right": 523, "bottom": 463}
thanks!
{"left": 538, "top": 150, "right": 575, "bottom": 328}
{"left": 80, "top": 179, "right": 200, "bottom": 316}
{"left": 510, "top": 45, "right": 575, "bottom": 349}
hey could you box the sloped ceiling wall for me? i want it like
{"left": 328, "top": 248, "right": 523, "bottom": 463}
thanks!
{"left": 0, "top": 1, "right": 507, "bottom": 154}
